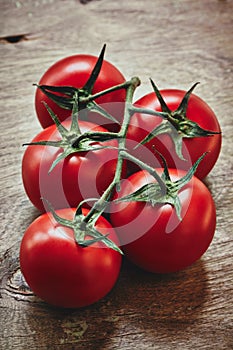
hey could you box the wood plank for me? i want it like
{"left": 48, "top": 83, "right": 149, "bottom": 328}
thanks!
{"left": 0, "top": 0, "right": 232, "bottom": 349}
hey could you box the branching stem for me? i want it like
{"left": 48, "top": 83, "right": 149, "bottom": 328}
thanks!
{"left": 82, "top": 77, "right": 142, "bottom": 225}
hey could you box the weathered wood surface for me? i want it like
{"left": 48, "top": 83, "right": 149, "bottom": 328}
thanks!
{"left": 0, "top": 0, "right": 232, "bottom": 349}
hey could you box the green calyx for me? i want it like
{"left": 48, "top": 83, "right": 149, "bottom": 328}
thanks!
{"left": 44, "top": 199, "right": 123, "bottom": 254}
{"left": 34, "top": 44, "right": 124, "bottom": 126}
{"left": 134, "top": 79, "right": 220, "bottom": 160}
{"left": 23, "top": 97, "right": 119, "bottom": 173}
{"left": 115, "top": 152, "right": 207, "bottom": 220}
{"left": 35, "top": 43, "right": 106, "bottom": 110}
{"left": 35, "top": 83, "right": 120, "bottom": 125}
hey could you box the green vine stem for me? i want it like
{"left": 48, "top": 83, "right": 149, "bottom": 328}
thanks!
{"left": 120, "top": 150, "right": 167, "bottom": 193}
{"left": 129, "top": 105, "right": 167, "bottom": 119}
{"left": 80, "top": 80, "right": 133, "bottom": 104}
{"left": 82, "top": 76, "right": 141, "bottom": 226}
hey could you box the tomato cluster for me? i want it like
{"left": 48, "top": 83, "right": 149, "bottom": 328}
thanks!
{"left": 20, "top": 46, "right": 221, "bottom": 308}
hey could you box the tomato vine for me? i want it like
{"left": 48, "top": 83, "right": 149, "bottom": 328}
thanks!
{"left": 20, "top": 44, "right": 221, "bottom": 307}
{"left": 26, "top": 62, "right": 217, "bottom": 250}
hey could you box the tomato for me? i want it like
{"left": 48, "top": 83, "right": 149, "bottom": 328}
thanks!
{"left": 35, "top": 54, "right": 126, "bottom": 130}
{"left": 20, "top": 207, "right": 122, "bottom": 308}
{"left": 22, "top": 120, "right": 124, "bottom": 212}
{"left": 127, "top": 89, "right": 221, "bottom": 179}
{"left": 110, "top": 168, "right": 216, "bottom": 273}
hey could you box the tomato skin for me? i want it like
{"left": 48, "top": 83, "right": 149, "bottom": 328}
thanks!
{"left": 22, "top": 120, "right": 123, "bottom": 212}
{"left": 20, "top": 208, "right": 122, "bottom": 308}
{"left": 127, "top": 90, "right": 221, "bottom": 179}
{"left": 110, "top": 169, "right": 216, "bottom": 273}
{"left": 35, "top": 54, "right": 126, "bottom": 130}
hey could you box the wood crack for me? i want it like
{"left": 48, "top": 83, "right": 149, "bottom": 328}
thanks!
{"left": 0, "top": 33, "right": 38, "bottom": 44}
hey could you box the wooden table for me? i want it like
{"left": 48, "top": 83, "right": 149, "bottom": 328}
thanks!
{"left": 1, "top": 0, "right": 232, "bottom": 349}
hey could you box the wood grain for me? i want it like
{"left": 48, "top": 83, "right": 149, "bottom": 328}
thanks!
{"left": 0, "top": 0, "right": 232, "bottom": 349}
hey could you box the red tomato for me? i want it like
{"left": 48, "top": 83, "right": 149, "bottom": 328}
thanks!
{"left": 22, "top": 120, "right": 123, "bottom": 212}
{"left": 127, "top": 89, "right": 221, "bottom": 179}
{"left": 20, "top": 207, "right": 122, "bottom": 308}
{"left": 35, "top": 54, "right": 126, "bottom": 130}
{"left": 110, "top": 169, "right": 216, "bottom": 273}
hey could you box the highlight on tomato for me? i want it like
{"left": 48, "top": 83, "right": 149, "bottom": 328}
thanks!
{"left": 20, "top": 207, "right": 122, "bottom": 308}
